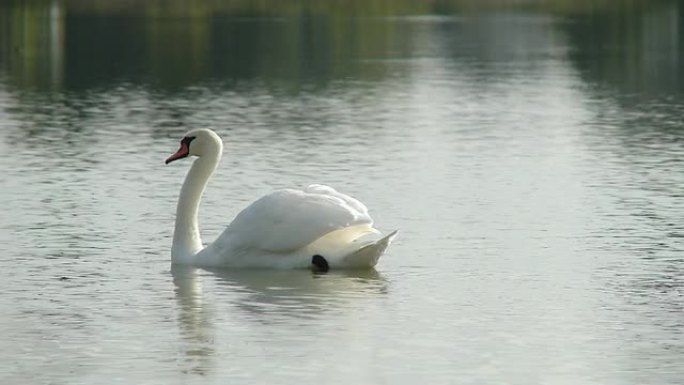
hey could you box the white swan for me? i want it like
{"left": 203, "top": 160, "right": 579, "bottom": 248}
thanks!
{"left": 165, "top": 128, "right": 397, "bottom": 270}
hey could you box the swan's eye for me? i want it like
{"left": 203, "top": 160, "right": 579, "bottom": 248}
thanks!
{"left": 181, "top": 136, "right": 196, "bottom": 146}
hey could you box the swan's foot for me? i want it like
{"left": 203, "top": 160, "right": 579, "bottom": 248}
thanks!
{"left": 311, "top": 255, "right": 329, "bottom": 273}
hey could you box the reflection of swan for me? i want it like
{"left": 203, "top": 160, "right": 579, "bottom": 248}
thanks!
{"left": 171, "top": 266, "right": 214, "bottom": 375}
{"left": 165, "top": 129, "right": 397, "bottom": 269}
{"left": 208, "top": 267, "right": 387, "bottom": 321}
{"left": 172, "top": 265, "right": 387, "bottom": 328}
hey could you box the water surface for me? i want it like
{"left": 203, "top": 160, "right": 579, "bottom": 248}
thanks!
{"left": 1, "top": 1, "right": 683, "bottom": 384}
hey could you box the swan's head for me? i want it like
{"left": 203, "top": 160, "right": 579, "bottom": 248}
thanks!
{"left": 165, "top": 128, "right": 223, "bottom": 164}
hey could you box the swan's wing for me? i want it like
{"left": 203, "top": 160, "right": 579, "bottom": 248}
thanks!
{"left": 214, "top": 184, "right": 373, "bottom": 253}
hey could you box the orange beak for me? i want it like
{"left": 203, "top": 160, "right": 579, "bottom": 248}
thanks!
{"left": 165, "top": 142, "right": 190, "bottom": 164}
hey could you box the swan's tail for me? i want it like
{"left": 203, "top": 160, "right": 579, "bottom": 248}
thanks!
{"left": 343, "top": 230, "right": 398, "bottom": 268}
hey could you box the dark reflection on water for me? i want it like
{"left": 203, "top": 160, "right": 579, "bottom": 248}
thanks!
{"left": 566, "top": 1, "right": 683, "bottom": 96}
{"left": 1, "top": 0, "right": 680, "bottom": 92}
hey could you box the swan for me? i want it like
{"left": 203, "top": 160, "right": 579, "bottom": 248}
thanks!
{"left": 165, "top": 128, "right": 397, "bottom": 270}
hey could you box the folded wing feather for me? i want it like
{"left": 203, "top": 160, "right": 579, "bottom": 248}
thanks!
{"left": 214, "top": 185, "right": 373, "bottom": 253}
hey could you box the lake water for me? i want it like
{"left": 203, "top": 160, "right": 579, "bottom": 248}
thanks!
{"left": 1, "top": 1, "right": 683, "bottom": 384}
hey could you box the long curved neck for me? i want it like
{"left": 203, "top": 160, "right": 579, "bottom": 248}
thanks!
{"left": 172, "top": 151, "right": 221, "bottom": 263}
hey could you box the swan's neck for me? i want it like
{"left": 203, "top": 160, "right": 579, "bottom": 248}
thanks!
{"left": 172, "top": 152, "right": 221, "bottom": 263}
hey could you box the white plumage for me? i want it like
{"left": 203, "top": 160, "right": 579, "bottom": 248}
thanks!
{"left": 166, "top": 129, "right": 396, "bottom": 269}
{"left": 214, "top": 185, "right": 371, "bottom": 252}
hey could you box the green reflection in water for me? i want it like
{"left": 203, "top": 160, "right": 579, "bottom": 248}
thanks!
{"left": 0, "top": 0, "right": 679, "bottom": 92}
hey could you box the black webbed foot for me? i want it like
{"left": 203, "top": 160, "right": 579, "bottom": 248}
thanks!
{"left": 311, "top": 255, "right": 329, "bottom": 273}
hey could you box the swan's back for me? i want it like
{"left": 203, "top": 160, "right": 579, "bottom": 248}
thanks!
{"left": 212, "top": 184, "right": 373, "bottom": 255}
